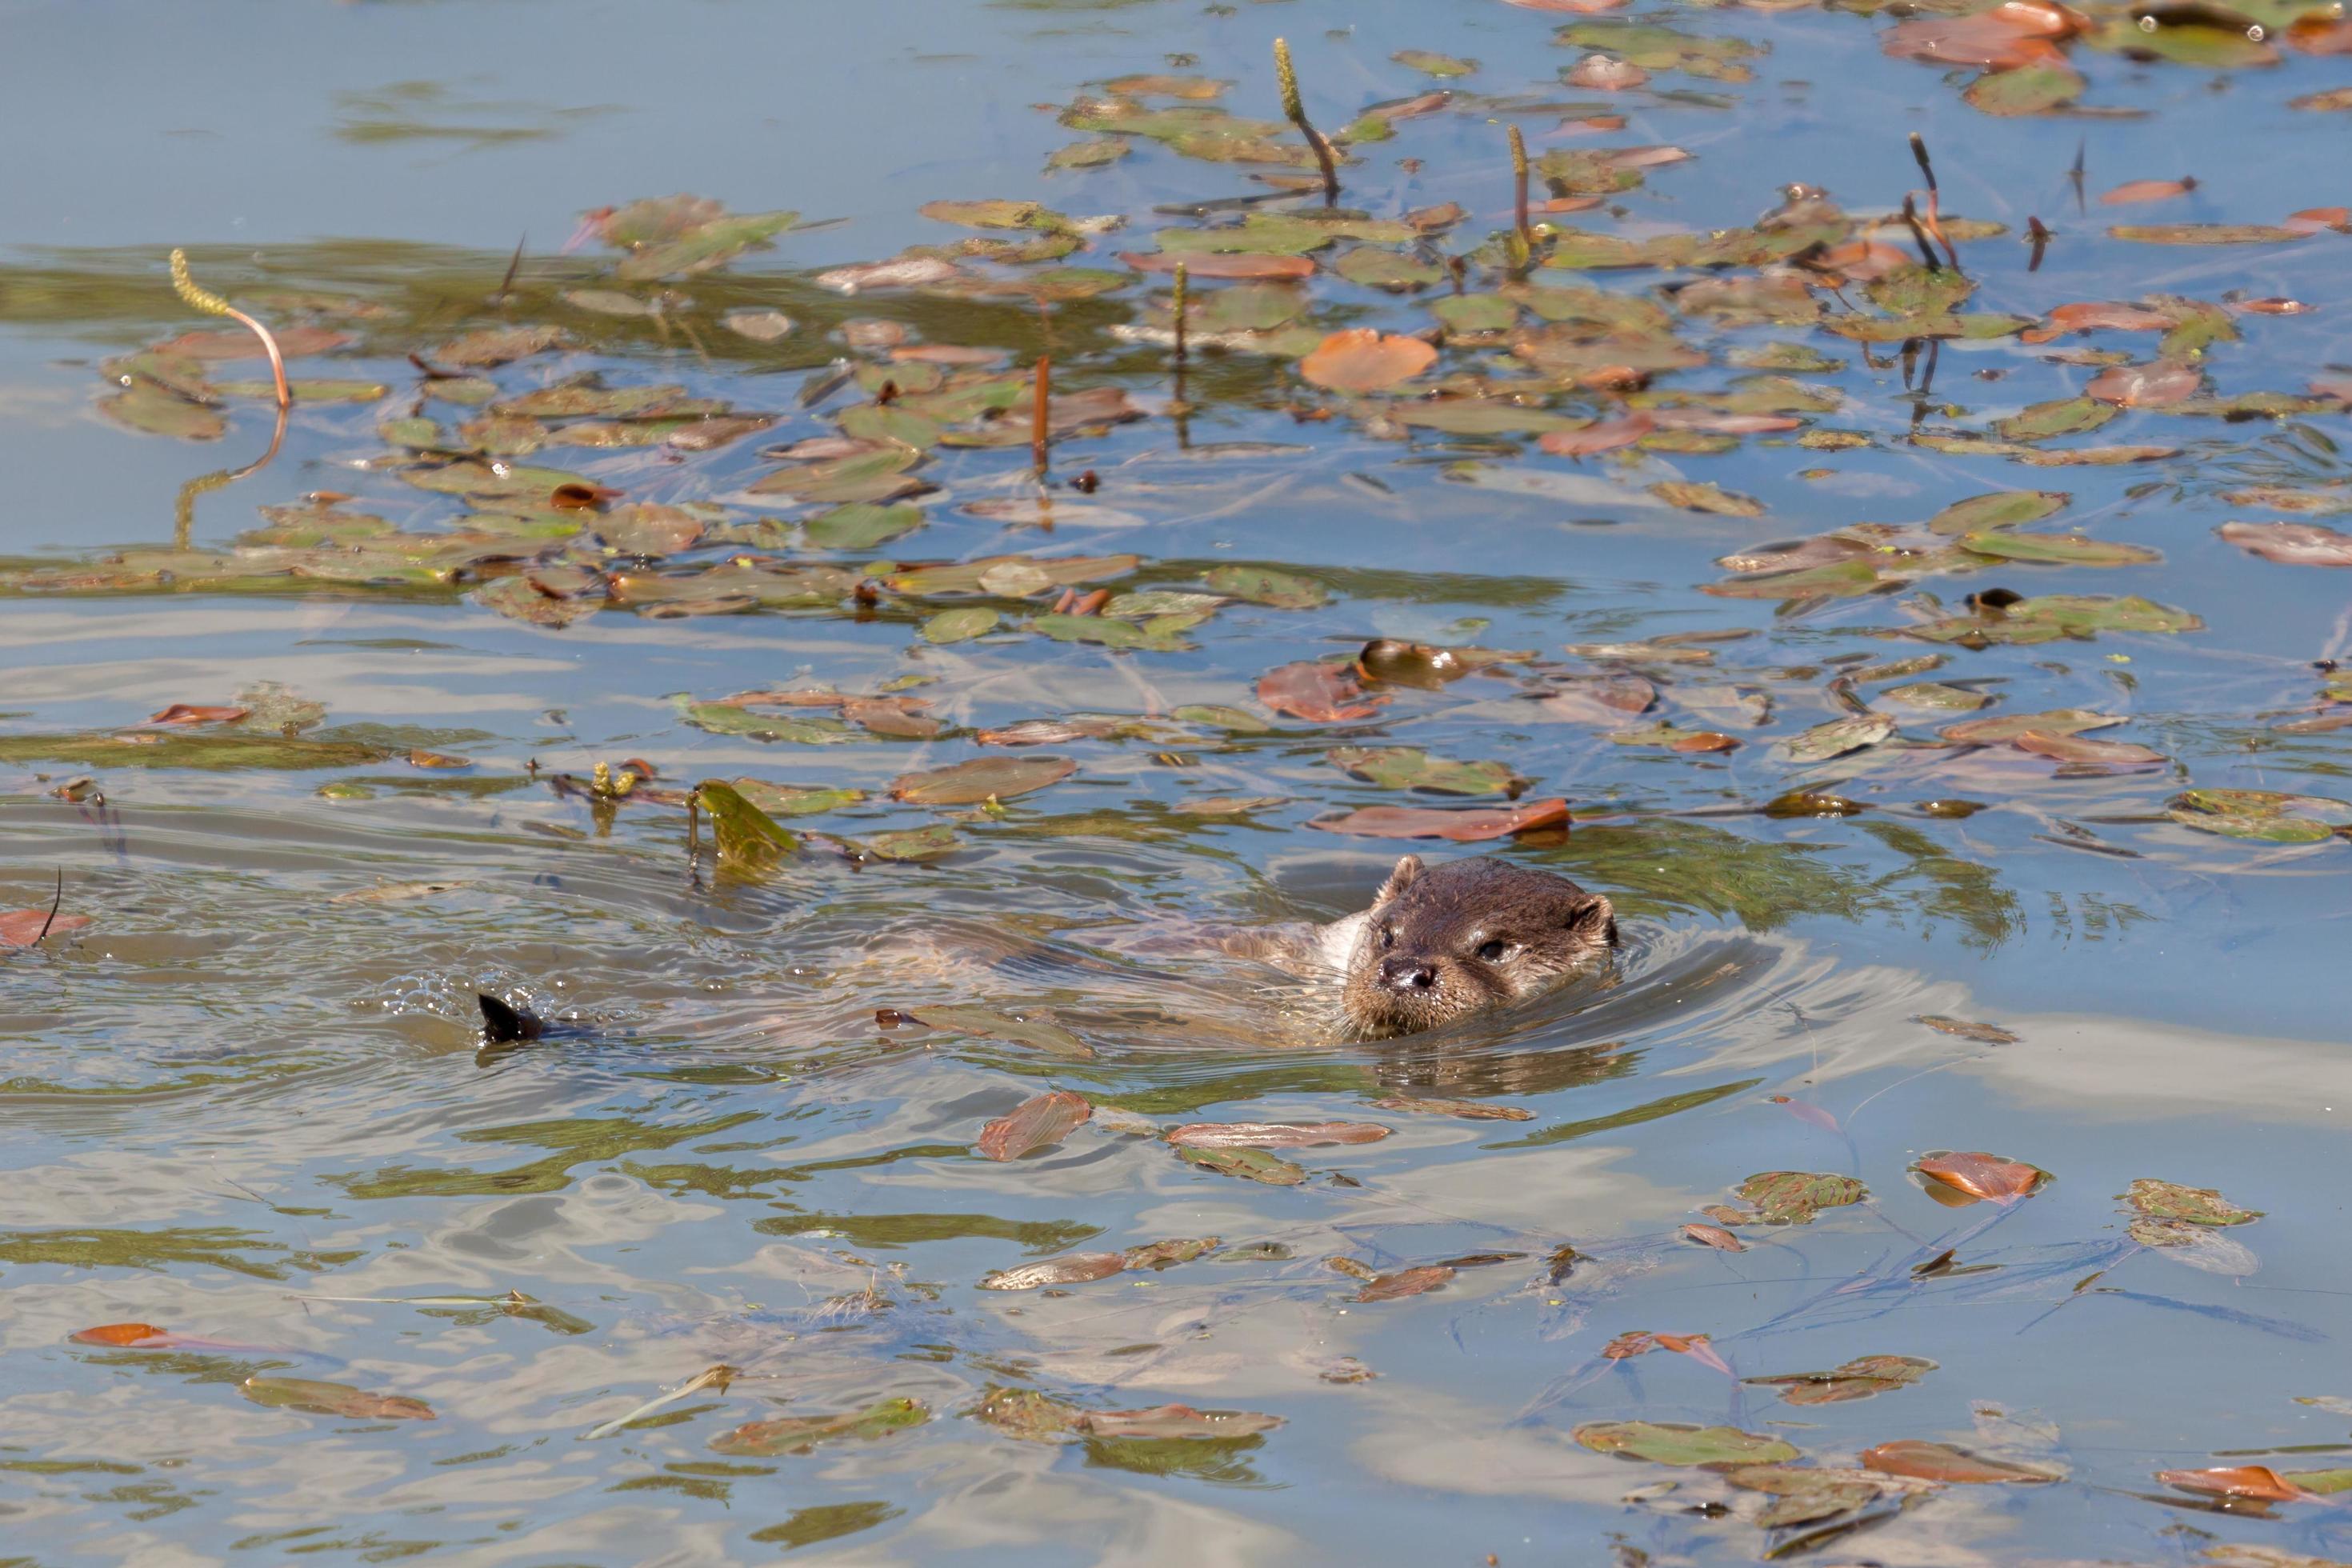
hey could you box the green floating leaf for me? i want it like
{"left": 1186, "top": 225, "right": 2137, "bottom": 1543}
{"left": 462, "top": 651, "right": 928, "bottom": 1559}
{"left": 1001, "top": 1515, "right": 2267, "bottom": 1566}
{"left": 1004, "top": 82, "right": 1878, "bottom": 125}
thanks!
{"left": 1394, "top": 48, "right": 1478, "bottom": 77}
{"left": 2167, "top": 788, "right": 2352, "bottom": 845}
{"left": 1650, "top": 481, "right": 1764, "bottom": 517}
{"left": 1205, "top": 565, "right": 1327, "bottom": 609}
{"left": 1959, "top": 531, "right": 2160, "bottom": 566}
{"left": 241, "top": 1377, "right": 434, "bottom": 1421}
{"left": 890, "top": 755, "right": 1077, "bottom": 806}
{"left": 2110, "top": 224, "right": 2311, "bottom": 246}
{"left": 921, "top": 608, "right": 1002, "bottom": 645}
{"left": 1737, "top": 1170, "right": 1868, "bottom": 1224}
{"left": 2124, "top": 1177, "right": 2264, "bottom": 1226}
{"left": 1176, "top": 1146, "right": 1308, "bottom": 1186}
{"left": 1333, "top": 249, "right": 1446, "bottom": 292}
{"left": 1574, "top": 1421, "right": 1799, "bottom": 1467}
{"left": 1327, "top": 746, "right": 1526, "bottom": 797}
{"left": 1910, "top": 594, "right": 2202, "bottom": 646}
{"left": 709, "top": 1398, "right": 928, "bottom": 1457}
{"left": 1930, "top": 490, "right": 2069, "bottom": 535}
{"left": 1778, "top": 714, "right": 1893, "bottom": 764}
{"left": 695, "top": 780, "right": 798, "bottom": 872}
{"left": 1963, "top": 62, "right": 2085, "bottom": 116}
{"left": 1995, "top": 398, "right": 2118, "bottom": 442}
{"left": 804, "top": 502, "right": 925, "bottom": 551}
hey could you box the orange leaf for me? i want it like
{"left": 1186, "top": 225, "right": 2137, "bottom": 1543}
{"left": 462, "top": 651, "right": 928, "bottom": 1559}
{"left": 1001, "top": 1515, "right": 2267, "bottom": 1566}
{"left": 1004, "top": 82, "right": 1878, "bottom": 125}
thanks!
{"left": 2085, "top": 360, "right": 2200, "bottom": 408}
{"left": 1307, "top": 798, "right": 1571, "bottom": 843}
{"left": 1654, "top": 1332, "right": 1734, "bottom": 1376}
{"left": 2100, "top": 178, "right": 2196, "bottom": 207}
{"left": 1122, "top": 250, "right": 1315, "bottom": 281}
{"left": 1299, "top": 329, "right": 1438, "bottom": 394}
{"left": 1912, "top": 1151, "right": 2048, "bottom": 1203}
{"left": 1681, "top": 1222, "right": 1746, "bottom": 1251}
{"left": 1356, "top": 1265, "right": 1455, "bottom": 1302}
{"left": 0, "top": 909, "right": 92, "bottom": 947}
{"left": 70, "top": 1322, "right": 170, "bottom": 1346}
{"left": 1862, "top": 1439, "right": 2059, "bottom": 1484}
{"left": 147, "top": 704, "right": 250, "bottom": 726}
{"left": 2156, "top": 1465, "right": 2321, "bottom": 1503}
{"left": 1566, "top": 54, "right": 1649, "bottom": 90}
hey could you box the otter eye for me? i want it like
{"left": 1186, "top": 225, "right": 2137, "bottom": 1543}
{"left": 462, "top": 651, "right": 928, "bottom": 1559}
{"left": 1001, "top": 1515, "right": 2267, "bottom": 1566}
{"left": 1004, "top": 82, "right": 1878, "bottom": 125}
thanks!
{"left": 1378, "top": 925, "right": 1396, "bottom": 950}
{"left": 1477, "top": 938, "right": 1511, "bottom": 962}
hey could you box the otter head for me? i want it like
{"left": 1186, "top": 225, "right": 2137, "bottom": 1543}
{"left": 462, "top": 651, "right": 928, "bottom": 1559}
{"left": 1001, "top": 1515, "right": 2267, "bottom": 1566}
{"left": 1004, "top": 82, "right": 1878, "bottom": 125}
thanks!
{"left": 1340, "top": 854, "right": 1617, "bottom": 1040}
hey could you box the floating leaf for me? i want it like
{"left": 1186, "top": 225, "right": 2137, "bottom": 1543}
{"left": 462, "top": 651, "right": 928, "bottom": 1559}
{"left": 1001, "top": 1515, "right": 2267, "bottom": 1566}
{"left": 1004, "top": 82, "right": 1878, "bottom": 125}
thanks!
{"left": 979, "top": 1253, "right": 1126, "bottom": 1291}
{"left": 1081, "top": 1404, "right": 1284, "bottom": 1440}
{"left": 1356, "top": 1266, "right": 1454, "bottom": 1302}
{"left": 978, "top": 1091, "right": 1093, "bottom": 1162}
{"left": 694, "top": 781, "right": 798, "bottom": 872}
{"left": 1298, "top": 328, "right": 1438, "bottom": 392}
{"left": 1995, "top": 397, "right": 2117, "bottom": 442}
{"left": 2012, "top": 730, "right": 2164, "bottom": 766}
{"left": 1913, "top": 1152, "right": 2048, "bottom": 1202}
{"left": 1206, "top": 565, "right": 1326, "bottom": 609}
{"left": 1964, "top": 61, "right": 2085, "bottom": 114}
{"left": 1307, "top": 798, "right": 1571, "bottom": 842}
{"left": 1736, "top": 1171, "right": 1867, "bottom": 1224}
{"left": 1327, "top": 746, "right": 1526, "bottom": 797}
{"left": 2156, "top": 1466, "right": 2321, "bottom": 1503}
{"left": 1370, "top": 1096, "right": 1532, "bottom": 1121}
{"left": 1682, "top": 1223, "right": 1745, "bottom": 1251}
{"left": 1258, "top": 661, "right": 1387, "bottom": 722}
{"left": 1909, "top": 594, "right": 2202, "bottom": 646}
{"left": 1939, "top": 709, "right": 2118, "bottom": 744}
{"left": 1574, "top": 1422, "right": 1799, "bottom": 1467}
{"left": 1166, "top": 1122, "right": 1390, "bottom": 1150}
{"left": 2125, "top": 1178, "right": 2262, "bottom": 1226}
{"left": 1930, "top": 490, "right": 2069, "bottom": 534}
{"left": 2167, "top": 787, "right": 2352, "bottom": 844}
{"left": 889, "top": 756, "right": 1076, "bottom": 806}
{"left": 1746, "top": 1354, "right": 1936, "bottom": 1406}
{"left": 1650, "top": 481, "right": 1763, "bottom": 517}
{"left": 242, "top": 1377, "right": 434, "bottom": 1421}
{"left": 1960, "top": 530, "right": 2160, "bottom": 566}
{"left": 1861, "top": 1440, "right": 2058, "bottom": 1484}
{"left": 2110, "top": 224, "right": 2310, "bottom": 246}
{"left": 2218, "top": 521, "right": 2352, "bottom": 568}
{"left": 1176, "top": 1145, "right": 1309, "bottom": 1185}
{"left": 921, "top": 608, "right": 1002, "bottom": 644}
{"left": 1778, "top": 714, "right": 1893, "bottom": 764}
{"left": 709, "top": 1398, "right": 929, "bottom": 1456}
{"left": 1121, "top": 1237, "right": 1221, "bottom": 1270}
{"left": 1917, "top": 1014, "right": 2021, "bottom": 1044}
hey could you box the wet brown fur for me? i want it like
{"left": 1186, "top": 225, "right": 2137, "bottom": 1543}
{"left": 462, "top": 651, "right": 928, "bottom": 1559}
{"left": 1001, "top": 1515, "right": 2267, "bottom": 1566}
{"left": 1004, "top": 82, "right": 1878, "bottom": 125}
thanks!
{"left": 1338, "top": 854, "right": 1616, "bottom": 1039}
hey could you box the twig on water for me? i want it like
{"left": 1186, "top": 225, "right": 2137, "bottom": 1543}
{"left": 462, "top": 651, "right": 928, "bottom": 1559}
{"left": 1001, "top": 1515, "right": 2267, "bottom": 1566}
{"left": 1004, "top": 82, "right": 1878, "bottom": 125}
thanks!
{"left": 34, "top": 869, "right": 62, "bottom": 945}
{"left": 1907, "top": 132, "right": 1959, "bottom": 269}
{"left": 1509, "top": 122, "right": 1532, "bottom": 248}
{"left": 169, "top": 249, "right": 288, "bottom": 410}
{"left": 1898, "top": 194, "right": 1941, "bottom": 273}
{"left": 1172, "top": 259, "right": 1189, "bottom": 366}
{"left": 1273, "top": 38, "right": 1339, "bottom": 206}
{"left": 1031, "top": 354, "right": 1051, "bottom": 478}
{"left": 494, "top": 233, "right": 526, "bottom": 307}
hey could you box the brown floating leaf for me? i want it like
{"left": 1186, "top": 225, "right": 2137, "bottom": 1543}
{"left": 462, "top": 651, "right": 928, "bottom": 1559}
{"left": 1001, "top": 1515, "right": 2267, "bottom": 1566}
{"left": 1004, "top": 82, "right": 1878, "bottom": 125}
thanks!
{"left": 1356, "top": 1265, "right": 1455, "bottom": 1302}
{"left": 889, "top": 755, "right": 1076, "bottom": 805}
{"left": 2101, "top": 178, "right": 2197, "bottom": 206}
{"left": 1680, "top": 1222, "right": 1746, "bottom": 1252}
{"left": 1307, "top": 798, "right": 1570, "bottom": 842}
{"left": 2125, "top": 1178, "right": 2262, "bottom": 1226}
{"left": 1120, "top": 1236, "right": 1220, "bottom": 1270}
{"left": 2156, "top": 1466, "right": 2321, "bottom": 1503}
{"left": 1258, "top": 661, "right": 1389, "bottom": 722}
{"left": 1736, "top": 1170, "right": 1867, "bottom": 1224}
{"left": 2012, "top": 730, "right": 2164, "bottom": 766}
{"left": 1915, "top": 1014, "right": 2021, "bottom": 1044}
{"left": 977, "top": 1091, "right": 1093, "bottom": 1161}
{"left": 1913, "top": 1151, "right": 2048, "bottom": 1202}
{"left": 147, "top": 703, "right": 249, "bottom": 726}
{"left": 1123, "top": 250, "right": 1314, "bottom": 280}
{"left": 1861, "top": 1439, "right": 2058, "bottom": 1484}
{"left": 1538, "top": 414, "right": 1654, "bottom": 456}
{"left": 1299, "top": 328, "right": 1438, "bottom": 393}
{"left": 1369, "top": 1095, "right": 1533, "bottom": 1121}
{"left": 1566, "top": 53, "right": 1649, "bottom": 89}
{"left": 1166, "top": 1122, "right": 1390, "bottom": 1150}
{"left": 2219, "top": 521, "right": 2352, "bottom": 568}
{"left": 241, "top": 1377, "right": 435, "bottom": 1421}
{"left": 979, "top": 1253, "right": 1126, "bottom": 1291}
{"left": 1079, "top": 1404, "right": 1284, "bottom": 1440}
{"left": 1745, "top": 1354, "right": 1936, "bottom": 1405}
{"left": 2086, "top": 360, "right": 2201, "bottom": 408}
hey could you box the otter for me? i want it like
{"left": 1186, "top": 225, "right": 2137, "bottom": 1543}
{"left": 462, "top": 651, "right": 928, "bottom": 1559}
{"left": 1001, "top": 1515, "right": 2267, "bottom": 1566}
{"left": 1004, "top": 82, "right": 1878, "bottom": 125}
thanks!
{"left": 1221, "top": 854, "right": 1618, "bottom": 1039}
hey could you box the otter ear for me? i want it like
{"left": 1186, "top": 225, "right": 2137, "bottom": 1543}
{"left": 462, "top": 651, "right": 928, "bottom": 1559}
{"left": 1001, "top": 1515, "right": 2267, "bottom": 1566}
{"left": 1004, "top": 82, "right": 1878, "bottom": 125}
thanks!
{"left": 1374, "top": 854, "right": 1423, "bottom": 906}
{"left": 1566, "top": 891, "right": 1618, "bottom": 947}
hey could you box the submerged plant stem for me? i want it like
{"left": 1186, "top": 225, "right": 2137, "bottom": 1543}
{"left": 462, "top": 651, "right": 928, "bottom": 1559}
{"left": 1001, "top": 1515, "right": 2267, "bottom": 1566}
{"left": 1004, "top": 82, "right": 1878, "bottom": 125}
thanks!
{"left": 1032, "top": 354, "right": 1051, "bottom": 476}
{"left": 1273, "top": 38, "right": 1339, "bottom": 205}
{"left": 168, "top": 248, "right": 289, "bottom": 410}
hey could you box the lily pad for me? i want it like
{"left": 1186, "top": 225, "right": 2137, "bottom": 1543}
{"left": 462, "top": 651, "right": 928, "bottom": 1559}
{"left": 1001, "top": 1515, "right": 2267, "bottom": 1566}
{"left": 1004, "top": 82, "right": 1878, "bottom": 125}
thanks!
{"left": 890, "top": 755, "right": 1077, "bottom": 806}
{"left": 2167, "top": 787, "right": 2352, "bottom": 844}
{"left": 1574, "top": 1422, "right": 1799, "bottom": 1467}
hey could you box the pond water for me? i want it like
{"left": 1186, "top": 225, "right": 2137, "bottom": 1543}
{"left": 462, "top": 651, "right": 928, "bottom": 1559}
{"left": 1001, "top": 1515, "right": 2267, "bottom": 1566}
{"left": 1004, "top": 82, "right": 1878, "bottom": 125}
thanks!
{"left": 6, "top": 0, "right": 2352, "bottom": 1562}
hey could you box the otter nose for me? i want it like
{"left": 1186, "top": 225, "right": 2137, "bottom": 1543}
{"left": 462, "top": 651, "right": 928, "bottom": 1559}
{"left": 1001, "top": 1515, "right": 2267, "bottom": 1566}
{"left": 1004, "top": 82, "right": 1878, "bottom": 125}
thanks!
{"left": 1378, "top": 956, "right": 1438, "bottom": 992}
